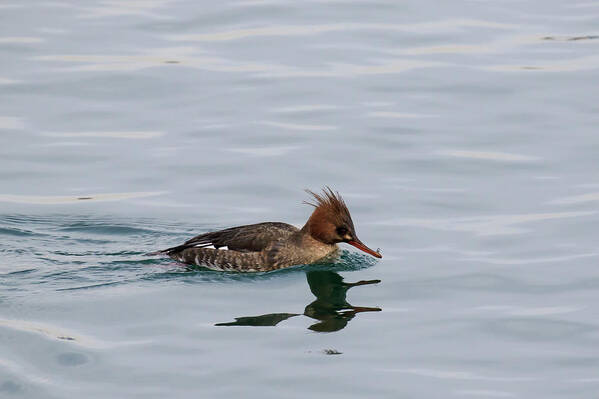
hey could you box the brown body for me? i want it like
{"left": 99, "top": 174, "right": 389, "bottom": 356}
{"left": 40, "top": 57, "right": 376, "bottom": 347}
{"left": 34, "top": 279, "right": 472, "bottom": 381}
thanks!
{"left": 155, "top": 188, "right": 381, "bottom": 272}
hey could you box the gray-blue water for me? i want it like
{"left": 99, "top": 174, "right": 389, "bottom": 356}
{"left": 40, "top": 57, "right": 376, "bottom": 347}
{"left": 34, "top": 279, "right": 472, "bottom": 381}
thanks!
{"left": 2, "top": 1, "right": 599, "bottom": 397}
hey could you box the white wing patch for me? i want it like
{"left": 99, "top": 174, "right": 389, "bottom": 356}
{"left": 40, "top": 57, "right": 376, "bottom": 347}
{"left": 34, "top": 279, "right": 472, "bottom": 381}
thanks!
{"left": 197, "top": 245, "right": 229, "bottom": 250}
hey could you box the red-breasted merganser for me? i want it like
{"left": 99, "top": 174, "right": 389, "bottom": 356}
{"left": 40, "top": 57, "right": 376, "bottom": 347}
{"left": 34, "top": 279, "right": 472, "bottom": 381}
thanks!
{"left": 153, "top": 187, "right": 382, "bottom": 272}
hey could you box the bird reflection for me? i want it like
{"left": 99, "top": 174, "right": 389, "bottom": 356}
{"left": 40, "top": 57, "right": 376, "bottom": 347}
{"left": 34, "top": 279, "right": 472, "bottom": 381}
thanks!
{"left": 215, "top": 271, "right": 381, "bottom": 332}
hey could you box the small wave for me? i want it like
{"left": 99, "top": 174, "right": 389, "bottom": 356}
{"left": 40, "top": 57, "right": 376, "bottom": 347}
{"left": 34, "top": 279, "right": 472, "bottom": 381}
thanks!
{"left": 0, "top": 318, "right": 149, "bottom": 349}
{"left": 383, "top": 367, "right": 534, "bottom": 382}
{"left": 0, "top": 116, "right": 25, "bottom": 129}
{"left": 0, "top": 191, "right": 166, "bottom": 204}
{"left": 435, "top": 149, "right": 539, "bottom": 162}
{"left": 1, "top": 268, "right": 37, "bottom": 276}
{"left": 51, "top": 250, "right": 143, "bottom": 257}
{"left": 0, "top": 226, "right": 36, "bottom": 237}
{"left": 42, "top": 131, "right": 164, "bottom": 139}
{"left": 0, "top": 36, "right": 43, "bottom": 43}
{"left": 56, "top": 281, "right": 123, "bottom": 291}
{"left": 57, "top": 223, "right": 160, "bottom": 235}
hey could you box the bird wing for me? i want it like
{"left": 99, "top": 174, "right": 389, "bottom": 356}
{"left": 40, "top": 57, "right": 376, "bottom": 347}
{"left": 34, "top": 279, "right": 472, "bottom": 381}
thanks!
{"left": 161, "top": 222, "right": 299, "bottom": 254}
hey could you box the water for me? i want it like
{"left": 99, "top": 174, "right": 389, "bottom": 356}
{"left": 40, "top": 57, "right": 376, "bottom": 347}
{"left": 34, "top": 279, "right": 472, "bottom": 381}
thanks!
{"left": 1, "top": 0, "right": 599, "bottom": 397}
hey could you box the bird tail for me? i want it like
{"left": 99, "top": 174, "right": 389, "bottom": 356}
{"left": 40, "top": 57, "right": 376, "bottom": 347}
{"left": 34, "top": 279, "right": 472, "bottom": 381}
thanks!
{"left": 144, "top": 243, "right": 191, "bottom": 257}
{"left": 144, "top": 249, "right": 167, "bottom": 256}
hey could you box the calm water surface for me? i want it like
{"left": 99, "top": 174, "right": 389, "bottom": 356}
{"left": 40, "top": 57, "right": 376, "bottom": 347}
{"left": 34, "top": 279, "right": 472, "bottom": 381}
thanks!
{"left": 2, "top": 0, "right": 599, "bottom": 397}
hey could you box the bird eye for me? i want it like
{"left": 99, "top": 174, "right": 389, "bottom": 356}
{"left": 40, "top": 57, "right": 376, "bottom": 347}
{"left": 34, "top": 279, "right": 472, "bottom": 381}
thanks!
{"left": 336, "top": 226, "right": 348, "bottom": 236}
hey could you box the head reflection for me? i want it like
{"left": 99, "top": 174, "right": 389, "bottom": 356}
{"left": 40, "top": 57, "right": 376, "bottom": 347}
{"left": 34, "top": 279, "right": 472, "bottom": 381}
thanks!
{"left": 215, "top": 271, "right": 381, "bottom": 332}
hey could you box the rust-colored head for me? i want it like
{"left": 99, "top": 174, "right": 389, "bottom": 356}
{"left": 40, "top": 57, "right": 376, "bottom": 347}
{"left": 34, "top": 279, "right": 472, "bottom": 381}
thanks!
{"left": 302, "top": 187, "right": 382, "bottom": 258}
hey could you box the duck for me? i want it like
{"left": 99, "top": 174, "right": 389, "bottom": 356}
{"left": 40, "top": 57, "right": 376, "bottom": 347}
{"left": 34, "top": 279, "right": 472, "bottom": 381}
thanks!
{"left": 151, "top": 187, "right": 382, "bottom": 272}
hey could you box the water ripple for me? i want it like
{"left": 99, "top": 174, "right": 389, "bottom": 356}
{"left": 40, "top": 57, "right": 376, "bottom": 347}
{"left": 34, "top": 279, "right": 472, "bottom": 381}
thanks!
{"left": 227, "top": 146, "right": 300, "bottom": 156}
{"left": 375, "top": 211, "right": 595, "bottom": 235}
{"left": 42, "top": 131, "right": 164, "bottom": 139}
{"left": 260, "top": 121, "right": 337, "bottom": 131}
{"left": 0, "top": 36, "right": 43, "bottom": 44}
{"left": 383, "top": 367, "right": 534, "bottom": 382}
{"left": 271, "top": 104, "right": 340, "bottom": 113}
{"left": 368, "top": 111, "right": 439, "bottom": 119}
{"left": 484, "top": 54, "right": 599, "bottom": 72}
{"left": 0, "top": 226, "right": 35, "bottom": 237}
{"left": 435, "top": 150, "right": 540, "bottom": 162}
{"left": 550, "top": 192, "right": 599, "bottom": 205}
{"left": 455, "top": 389, "right": 516, "bottom": 397}
{"left": 0, "top": 318, "right": 149, "bottom": 349}
{"left": 167, "top": 20, "right": 518, "bottom": 42}
{"left": 0, "top": 192, "right": 166, "bottom": 204}
{"left": 0, "top": 116, "right": 24, "bottom": 130}
{"left": 77, "top": 0, "right": 176, "bottom": 19}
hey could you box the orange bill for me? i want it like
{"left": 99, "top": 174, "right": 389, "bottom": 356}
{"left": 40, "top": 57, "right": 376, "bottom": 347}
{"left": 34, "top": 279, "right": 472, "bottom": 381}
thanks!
{"left": 347, "top": 239, "right": 382, "bottom": 258}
